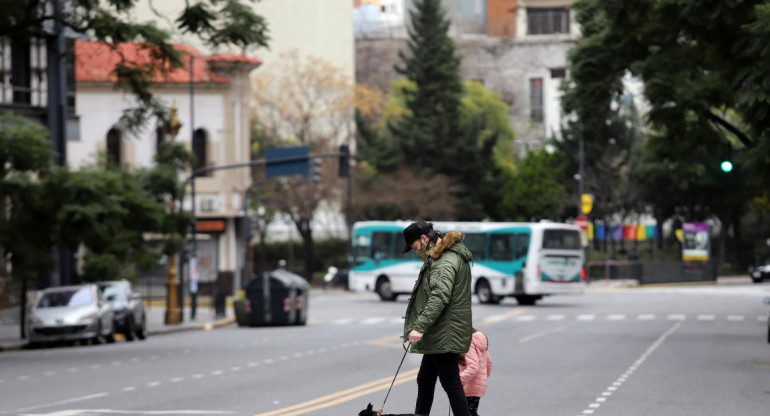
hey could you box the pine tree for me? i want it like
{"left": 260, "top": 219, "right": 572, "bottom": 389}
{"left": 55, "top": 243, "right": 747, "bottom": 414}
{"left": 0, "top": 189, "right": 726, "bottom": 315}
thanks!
{"left": 389, "top": 0, "right": 465, "bottom": 172}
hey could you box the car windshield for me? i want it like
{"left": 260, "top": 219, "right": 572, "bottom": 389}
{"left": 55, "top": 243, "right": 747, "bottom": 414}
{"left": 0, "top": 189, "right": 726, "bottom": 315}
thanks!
{"left": 101, "top": 285, "right": 127, "bottom": 303}
{"left": 37, "top": 288, "right": 93, "bottom": 308}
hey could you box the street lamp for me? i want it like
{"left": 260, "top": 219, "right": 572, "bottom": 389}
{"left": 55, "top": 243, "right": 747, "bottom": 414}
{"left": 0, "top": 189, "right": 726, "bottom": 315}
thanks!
{"left": 164, "top": 104, "right": 183, "bottom": 325}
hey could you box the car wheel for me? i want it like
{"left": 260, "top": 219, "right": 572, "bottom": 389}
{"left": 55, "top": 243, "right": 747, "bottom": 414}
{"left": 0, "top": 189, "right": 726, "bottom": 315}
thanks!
{"left": 136, "top": 315, "right": 147, "bottom": 341}
{"left": 476, "top": 279, "right": 501, "bottom": 305}
{"left": 92, "top": 321, "right": 103, "bottom": 345}
{"left": 125, "top": 316, "right": 136, "bottom": 342}
{"left": 376, "top": 277, "right": 398, "bottom": 301}
{"left": 105, "top": 323, "right": 116, "bottom": 344}
{"left": 752, "top": 277, "right": 762, "bottom": 284}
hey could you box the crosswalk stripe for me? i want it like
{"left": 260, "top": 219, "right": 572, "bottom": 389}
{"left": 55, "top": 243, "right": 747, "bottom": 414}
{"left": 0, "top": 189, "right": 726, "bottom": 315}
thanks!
{"left": 697, "top": 315, "right": 715, "bottom": 321}
{"left": 606, "top": 314, "right": 626, "bottom": 321}
{"left": 637, "top": 314, "right": 656, "bottom": 320}
{"left": 577, "top": 315, "right": 595, "bottom": 321}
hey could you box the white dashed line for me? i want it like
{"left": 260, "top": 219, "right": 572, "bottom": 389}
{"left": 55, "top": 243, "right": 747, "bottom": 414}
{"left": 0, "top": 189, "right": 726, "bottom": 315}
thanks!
{"left": 44, "top": 371, "right": 56, "bottom": 376}
{"left": 637, "top": 314, "right": 655, "bottom": 320}
{"left": 667, "top": 314, "right": 686, "bottom": 321}
{"left": 697, "top": 315, "right": 715, "bottom": 321}
{"left": 264, "top": 359, "right": 274, "bottom": 364}
{"left": 147, "top": 381, "right": 161, "bottom": 387}
{"left": 362, "top": 317, "right": 387, "bottom": 324}
{"left": 211, "top": 370, "right": 224, "bottom": 376}
{"left": 192, "top": 374, "right": 204, "bottom": 379}
{"left": 759, "top": 316, "right": 768, "bottom": 322}
{"left": 545, "top": 315, "right": 565, "bottom": 321}
{"left": 68, "top": 367, "right": 79, "bottom": 372}
{"left": 171, "top": 377, "right": 184, "bottom": 382}
{"left": 111, "top": 361, "right": 121, "bottom": 366}
{"left": 279, "top": 356, "right": 288, "bottom": 361}
{"left": 248, "top": 362, "right": 259, "bottom": 367}
{"left": 606, "top": 314, "right": 626, "bottom": 321}
{"left": 390, "top": 318, "right": 404, "bottom": 324}
{"left": 230, "top": 366, "right": 242, "bottom": 372}
{"left": 483, "top": 315, "right": 507, "bottom": 323}
{"left": 727, "top": 315, "right": 745, "bottom": 322}
{"left": 515, "top": 315, "right": 536, "bottom": 321}
{"left": 577, "top": 315, "right": 595, "bottom": 321}
{"left": 90, "top": 364, "right": 101, "bottom": 369}
{"left": 519, "top": 326, "right": 566, "bottom": 343}
{"left": 122, "top": 387, "right": 136, "bottom": 392}
{"left": 332, "top": 318, "right": 354, "bottom": 325}
{"left": 18, "top": 375, "right": 29, "bottom": 381}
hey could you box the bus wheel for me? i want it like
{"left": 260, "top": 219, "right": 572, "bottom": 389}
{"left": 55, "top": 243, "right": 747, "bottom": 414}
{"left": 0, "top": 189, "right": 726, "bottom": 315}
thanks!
{"left": 376, "top": 277, "right": 398, "bottom": 301}
{"left": 515, "top": 295, "right": 539, "bottom": 306}
{"left": 476, "top": 280, "right": 500, "bottom": 304}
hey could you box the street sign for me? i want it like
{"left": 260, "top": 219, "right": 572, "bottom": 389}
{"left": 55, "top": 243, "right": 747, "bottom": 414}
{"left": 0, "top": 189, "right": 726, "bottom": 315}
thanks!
{"left": 265, "top": 146, "right": 310, "bottom": 178}
{"left": 575, "top": 215, "right": 589, "bottom": 231}
{"left": 581, "top": 193, "right": 594, "bottom": 214}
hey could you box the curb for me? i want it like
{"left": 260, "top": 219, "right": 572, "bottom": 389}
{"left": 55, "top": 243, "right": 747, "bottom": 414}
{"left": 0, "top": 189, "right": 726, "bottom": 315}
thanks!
{"left": 0, "top": 316, "right": 236, "bottom": 353}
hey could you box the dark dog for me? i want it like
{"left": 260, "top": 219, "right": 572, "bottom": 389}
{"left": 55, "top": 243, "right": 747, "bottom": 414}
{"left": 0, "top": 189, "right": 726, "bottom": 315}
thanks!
{"left": 358, "top": 402, "right": 415, "bottom": 416}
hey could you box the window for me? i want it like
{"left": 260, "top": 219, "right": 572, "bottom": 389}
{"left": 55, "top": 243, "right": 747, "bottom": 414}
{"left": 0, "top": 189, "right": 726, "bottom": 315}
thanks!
{"left": 490, "top": 234, "right": 514, "bottom": 261}
{"left": 1, "top": 36, "right": 49, "bottom": 107}
{"left": 37, "top": 288, "right": 93, "bottom": 308}
{"left": 550, "top": 68, "right": 566, "bottom": 79}
{"left": 371, "top": 232, "right": 393, "bottom": 260}
{"left": 155, "top": 126, "right": 166, "bottom": 157}
{"left": 516, "top": 234, "right": 530, "bottom": 259}
{"left": 192, "top": 128, "right": 208, "bottom": 174}
{"left": 542, "top": 229, "right": 581, "bottom": 250}
{"left": 464, "top": 233, "right": 487, "bottom": 261}
{"left": 529, "top": 78, "right": 544, "bottom": 123}
{"left": 106, "top": 128, "right": 122, "bottom": 166}
{"left": 527, "top": 8, "right": 570, "bottom": 35}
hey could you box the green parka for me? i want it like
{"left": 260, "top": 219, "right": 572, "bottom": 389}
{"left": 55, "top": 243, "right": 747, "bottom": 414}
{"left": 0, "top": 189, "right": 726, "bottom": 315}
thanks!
{"left": 403, "top": 231, "right": 473, "bottom": 354}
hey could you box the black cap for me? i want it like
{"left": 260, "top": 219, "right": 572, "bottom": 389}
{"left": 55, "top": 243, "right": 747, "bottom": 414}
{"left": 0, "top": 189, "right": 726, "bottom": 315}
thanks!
{"left": 402, "top": 221, "right": 431, "bottom": 253}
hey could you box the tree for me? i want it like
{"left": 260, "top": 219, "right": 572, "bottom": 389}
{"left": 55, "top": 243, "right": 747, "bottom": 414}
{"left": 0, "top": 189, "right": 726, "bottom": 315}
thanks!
{"left": 1, "top": 0, "right": 269, "bottom": 130}
{"left": 251, "top": 51, "right": 353, "bottom": 279}
{"left": 499, "top": 150, "right": 567, "bottom": 222}
{"left": 0, "top": 113, "right": 57, "bottom": 338}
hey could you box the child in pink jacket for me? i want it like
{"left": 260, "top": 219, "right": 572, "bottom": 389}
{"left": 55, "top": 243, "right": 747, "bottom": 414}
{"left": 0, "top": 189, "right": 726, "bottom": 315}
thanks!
{"left": 459, "top": 328, "right": 492, "bottom": 416}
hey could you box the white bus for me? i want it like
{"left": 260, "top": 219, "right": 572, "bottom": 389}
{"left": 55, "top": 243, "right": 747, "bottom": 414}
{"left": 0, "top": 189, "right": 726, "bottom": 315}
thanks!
{"left": 349, "top": 221, "right": 585, "bottom": 305}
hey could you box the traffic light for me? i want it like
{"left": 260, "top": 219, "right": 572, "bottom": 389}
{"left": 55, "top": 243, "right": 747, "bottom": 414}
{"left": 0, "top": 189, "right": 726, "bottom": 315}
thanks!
{"left": 339, "top": 144, "right": 350, "bottom": 177}
{"left": 720, "top": 143, "right": 733, "bottom": 173}
{"left": 307, "top": 157, "right": 322, "bottom": 183}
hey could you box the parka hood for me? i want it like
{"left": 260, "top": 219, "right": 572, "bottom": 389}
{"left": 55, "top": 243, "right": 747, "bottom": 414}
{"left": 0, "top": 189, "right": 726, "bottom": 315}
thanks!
{"left": 427, "top": 231, "right": 473, "bottom": 262}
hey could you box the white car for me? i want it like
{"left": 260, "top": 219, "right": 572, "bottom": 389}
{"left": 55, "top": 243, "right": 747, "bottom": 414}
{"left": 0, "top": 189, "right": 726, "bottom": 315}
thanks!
{"left": 28, "top": 284, "right": 115, "bottom": 346}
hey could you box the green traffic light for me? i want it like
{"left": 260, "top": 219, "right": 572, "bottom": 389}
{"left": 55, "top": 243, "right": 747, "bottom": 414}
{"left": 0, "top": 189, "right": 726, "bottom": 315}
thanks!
{"left": 720, "top": 160, "right": 733, "bottom": 172}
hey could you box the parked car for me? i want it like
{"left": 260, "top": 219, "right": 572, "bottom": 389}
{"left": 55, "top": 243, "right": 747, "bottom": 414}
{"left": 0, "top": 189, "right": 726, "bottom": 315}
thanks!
{"left": 323, "top": 266, "right": 349, "bottom": 290}
{"left": 749, "top": 258, "right": 770, "bottom": 283}
{"left": 28, "top": 284, "right": 115, "bottom": 346}
{"left": 97, "top": 280, "right": 147, "bottom": 341}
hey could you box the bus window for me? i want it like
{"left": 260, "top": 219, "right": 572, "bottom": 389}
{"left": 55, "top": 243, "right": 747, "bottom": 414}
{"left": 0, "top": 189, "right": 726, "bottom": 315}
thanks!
{"left": 371, "top": 232, "right": 394, "bottom": 261}
{"left": 515, "top": 234, "right": 530, "bottom": 259}
{"left": 490, "top": 234, "right": 514, "bottom": 261}
{"left": 464, "top": 233, "right": 487, "bottom": 260}
{"left": 542, "top": 229, "right": 580, "bottom": 250}
{"left": 353, "top": 234, "right": 372, "bottom": 265}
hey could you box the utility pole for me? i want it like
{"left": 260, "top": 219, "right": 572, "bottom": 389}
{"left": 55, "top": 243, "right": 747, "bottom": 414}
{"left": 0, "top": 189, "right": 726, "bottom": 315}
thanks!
{"left": 164, "top": 105, "right": 183, "bottom": 325}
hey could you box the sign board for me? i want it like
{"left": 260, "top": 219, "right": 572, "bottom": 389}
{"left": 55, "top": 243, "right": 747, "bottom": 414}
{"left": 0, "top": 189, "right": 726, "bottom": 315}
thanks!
{"left": 195, "top": 219, "right": 226, "bottom": 233}
{"left": 266, "top": 146, "right": 309, "bottom": 178}
{"left": 575, "top": 215, "right": 589, "bottom": 231}
{"left": 581, "top": 193, "right": 594, "bottom": 214}
{"left": 682, "top": 222, "right": 710, "bottom": 261}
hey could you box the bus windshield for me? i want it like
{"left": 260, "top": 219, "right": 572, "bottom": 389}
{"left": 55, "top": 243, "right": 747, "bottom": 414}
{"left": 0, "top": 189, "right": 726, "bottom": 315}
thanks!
{"left": 542, "top": 229, "right": 581, "bottom": 250}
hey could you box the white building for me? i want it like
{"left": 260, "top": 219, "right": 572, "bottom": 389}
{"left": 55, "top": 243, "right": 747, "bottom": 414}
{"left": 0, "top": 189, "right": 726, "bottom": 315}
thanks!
{"left": 73, "top": 40, "right": 260, "bottom": 290}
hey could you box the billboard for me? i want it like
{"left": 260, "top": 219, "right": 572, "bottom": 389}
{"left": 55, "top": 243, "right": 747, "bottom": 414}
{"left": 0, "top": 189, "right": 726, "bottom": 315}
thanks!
{"left": 682, "top": 222, "right": 710, "bottom": 261}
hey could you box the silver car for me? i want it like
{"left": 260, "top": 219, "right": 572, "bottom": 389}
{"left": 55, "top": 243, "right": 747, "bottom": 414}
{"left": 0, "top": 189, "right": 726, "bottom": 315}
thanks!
{"left": 98, "top": 280, "right": 148, "bottom": 341}
{"left": 28, "top": 284, "right": 115, "bottom": 346}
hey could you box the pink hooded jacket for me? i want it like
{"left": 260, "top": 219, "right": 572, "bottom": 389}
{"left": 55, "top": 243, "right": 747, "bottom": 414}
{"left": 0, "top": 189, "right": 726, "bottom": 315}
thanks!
{"left": 459, "top": 331, "right": 492, "bottom": 398}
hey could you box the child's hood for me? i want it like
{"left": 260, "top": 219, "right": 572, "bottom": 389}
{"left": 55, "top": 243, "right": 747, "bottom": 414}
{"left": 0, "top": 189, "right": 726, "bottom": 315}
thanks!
{"left": 473, "top": 331, "right": 489, "bottom": 351}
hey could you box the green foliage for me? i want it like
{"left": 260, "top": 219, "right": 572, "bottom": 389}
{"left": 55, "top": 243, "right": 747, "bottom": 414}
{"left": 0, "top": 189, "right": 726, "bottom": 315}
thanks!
{"left": 499, "top": 150, "right": 567, "bottom": 221}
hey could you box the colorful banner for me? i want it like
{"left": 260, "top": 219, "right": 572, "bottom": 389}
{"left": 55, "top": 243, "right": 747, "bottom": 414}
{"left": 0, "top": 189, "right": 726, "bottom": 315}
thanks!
{"left": 682, "top": 222, "right": 710, "bottom": 261}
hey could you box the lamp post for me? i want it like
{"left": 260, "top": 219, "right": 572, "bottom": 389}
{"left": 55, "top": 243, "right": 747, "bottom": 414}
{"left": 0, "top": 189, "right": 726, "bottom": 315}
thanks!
{"left": 165, "top": 104, "right": 183, "bottom": 325}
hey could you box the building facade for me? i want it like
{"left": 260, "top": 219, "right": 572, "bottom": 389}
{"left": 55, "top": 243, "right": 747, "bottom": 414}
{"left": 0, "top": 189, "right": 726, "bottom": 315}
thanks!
{"left": 73, "top": 40, "right": 260, "bottom": 290}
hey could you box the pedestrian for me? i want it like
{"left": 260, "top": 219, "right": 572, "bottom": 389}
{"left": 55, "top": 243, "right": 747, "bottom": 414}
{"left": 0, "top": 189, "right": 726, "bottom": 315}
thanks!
{"left": 401, "top": 221, "right": 473, "bottom": 416}
{"left": 459, "top": 328, "right": 492, "bottom": 416}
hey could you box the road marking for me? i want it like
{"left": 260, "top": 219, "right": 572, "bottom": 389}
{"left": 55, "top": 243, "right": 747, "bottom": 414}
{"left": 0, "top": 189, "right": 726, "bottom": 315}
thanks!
{"left": 264, "top": 359, "right": 274, "bottom": 364}
{"left": 192, "top": 374, "right": 204, "bottom": 379}
{"left": 171, "top": 377, "right": 185, "bottom": 382}
{"left": 248, "top": 362, "right": 259, "bottom": 367}
{"left": 230, "top": 366, "right": 242, "bottom": 372}
{"left": 519, "top": 326, "right": 566, "bottom": 343}
{"left": 577, "top": 315, "right": 595, "bottom": 321}
{"left": 147, "top": 381, "right": 161, "bottom": 387}
{"left": 667, "top": 314, "right": 686, "bottom": 321}
{"left": 361, "top": 317, "right": 387, "bottom": 325}
{"left": 331, "top": 318, "right": 354, "bottom": 325}
{"left": 111, "top": 361, "right": 121, "bottom": 366}
{"left": 211, "top": 370, "right": 224, "bottom": 376}
{"left": 5, "top": 392, "right": 108, "bottom": 413}
{"left": 606, "top": 314, "right": 626, "bottom": 321}
{"left": 91, "top": 364, "right": 102, "bottom": 369}
{"left": 727, "top": 315, "right": 745, "bottom": 322}
{"left": 515, "top": 315, "right": 536, "bottom": 321}
{"left": 279, "top": 356, "right": 288, "bottom": 361}
{"left": 68, "top": 367, "right": 79, "bottom": 372}
{"left": 576, "top": 321, "right": 683, "bottom": 416}
{"left": 697, "top": 315, "right": 715, "bottom": 321}
{"left": 637, "top": 314, "right": 655, "bottom": 320}
{"left": 759, "top": 316, "right": 768, "bottom": 322}
{"left": 293, "top": 353, "right": 303, "bottom": 358}
{"left": 122, "top": 386, "right": 136, "bottom": 392}
{"left": 44, "top": 371, "right": 56, "bottom": 376}
{"left": 546, "top": 315, "right": 565, "bottom": 321}
{"left": 253, "top": 368, "right": 420, "bottom": 416}
{"left": 390, "top": 318, "right": 403, "bottom": 324}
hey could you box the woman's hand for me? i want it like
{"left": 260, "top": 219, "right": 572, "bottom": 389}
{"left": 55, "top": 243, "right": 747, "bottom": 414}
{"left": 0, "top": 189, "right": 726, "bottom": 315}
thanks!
{"left": 408, "top": 329, "right": 423, "bottom": 343}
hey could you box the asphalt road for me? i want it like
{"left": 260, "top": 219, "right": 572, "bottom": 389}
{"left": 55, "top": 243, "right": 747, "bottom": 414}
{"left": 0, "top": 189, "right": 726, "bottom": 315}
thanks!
{"left": 1, "top": 281, "right": 769, "bottom": 416}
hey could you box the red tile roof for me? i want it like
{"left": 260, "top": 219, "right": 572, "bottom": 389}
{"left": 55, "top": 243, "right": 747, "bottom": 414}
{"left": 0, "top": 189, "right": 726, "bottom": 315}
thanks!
{"left": 75, "top": 40, "right": 258, "bottom": 84}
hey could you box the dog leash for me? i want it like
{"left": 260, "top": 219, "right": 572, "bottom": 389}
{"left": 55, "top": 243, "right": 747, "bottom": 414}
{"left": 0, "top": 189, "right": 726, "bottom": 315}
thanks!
{"left": 380, "top": 340, "right": 411, "bottom": 413}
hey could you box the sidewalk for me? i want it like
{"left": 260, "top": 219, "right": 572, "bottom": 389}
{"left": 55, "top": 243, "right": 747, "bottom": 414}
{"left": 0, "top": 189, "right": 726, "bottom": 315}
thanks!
{"left": 0, "top": 304, "right": 233, "bottom": 352}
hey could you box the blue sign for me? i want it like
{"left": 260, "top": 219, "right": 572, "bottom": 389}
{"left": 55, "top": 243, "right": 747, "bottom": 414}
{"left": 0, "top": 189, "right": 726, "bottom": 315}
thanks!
{"left": 265, "top": 146, "right": 310, "bottom": 178}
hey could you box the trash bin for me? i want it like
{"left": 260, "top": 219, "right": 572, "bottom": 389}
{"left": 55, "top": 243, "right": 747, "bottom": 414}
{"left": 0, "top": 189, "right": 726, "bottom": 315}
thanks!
{"left": 243, "top": 269, "right": 310, "bottom": 326}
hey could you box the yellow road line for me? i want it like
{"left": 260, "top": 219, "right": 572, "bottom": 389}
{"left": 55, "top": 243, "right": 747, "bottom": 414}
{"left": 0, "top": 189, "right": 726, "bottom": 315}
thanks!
{"left": 364, "top": 333, "right": 405, "bottom": 349}
{"left": 253, "top": 368, "right": 419, "bottom": 416}
{"left": 480, "top": 307, "right": 528, "bottom": 325}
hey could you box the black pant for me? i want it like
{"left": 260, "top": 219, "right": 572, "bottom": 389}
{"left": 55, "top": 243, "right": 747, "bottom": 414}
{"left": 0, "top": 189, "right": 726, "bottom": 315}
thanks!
{"left": 466, "top": 396, "right": 480, "bottom": 416}
{"left": 415, "top": 353, "right": 470, "bottom": 416}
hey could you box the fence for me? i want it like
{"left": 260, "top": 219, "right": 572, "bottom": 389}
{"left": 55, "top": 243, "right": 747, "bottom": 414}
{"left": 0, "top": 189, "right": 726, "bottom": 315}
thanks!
{"left": 586, "top": 260, "right": 718, "bottom": 284}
